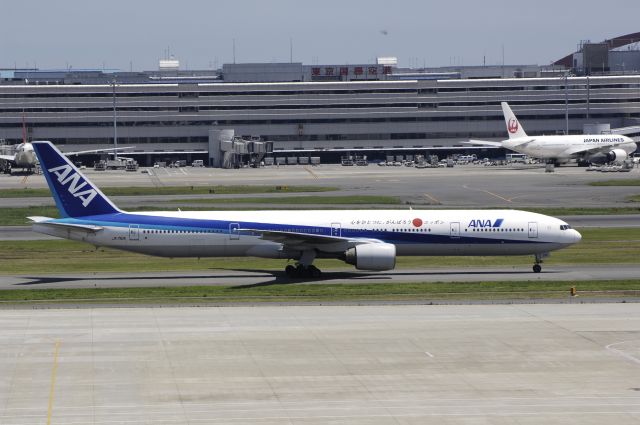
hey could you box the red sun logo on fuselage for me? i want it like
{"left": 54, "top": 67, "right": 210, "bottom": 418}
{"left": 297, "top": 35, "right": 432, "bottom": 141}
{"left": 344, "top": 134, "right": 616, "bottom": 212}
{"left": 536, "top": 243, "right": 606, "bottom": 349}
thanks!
{"left": 508, "top": 118, "right": 519, "bottom": 134}
{"left": 412, "top": 218, "right": 423, "bottom": 227}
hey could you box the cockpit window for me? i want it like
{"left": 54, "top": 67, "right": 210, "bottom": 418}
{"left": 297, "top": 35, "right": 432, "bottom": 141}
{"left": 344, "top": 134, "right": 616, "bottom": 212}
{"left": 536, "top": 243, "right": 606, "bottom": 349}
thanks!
{"left": 560, "top": 224, "right": 572, "bottom": 230}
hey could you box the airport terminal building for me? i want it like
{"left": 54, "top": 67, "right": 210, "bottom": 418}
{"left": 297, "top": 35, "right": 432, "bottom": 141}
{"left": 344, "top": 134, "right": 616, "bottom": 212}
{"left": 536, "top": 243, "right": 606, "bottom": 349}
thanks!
{"left": 1, "top": 37, "right": 640, "bottom": 166}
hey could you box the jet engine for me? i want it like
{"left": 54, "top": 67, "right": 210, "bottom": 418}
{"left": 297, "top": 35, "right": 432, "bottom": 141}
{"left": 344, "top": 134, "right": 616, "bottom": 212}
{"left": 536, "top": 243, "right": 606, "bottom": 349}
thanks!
{"left": 606, "top": 148, "right": 628, "bottom": 162}
{"left": 344, "top": 243, "right": 396, "bottom": 271}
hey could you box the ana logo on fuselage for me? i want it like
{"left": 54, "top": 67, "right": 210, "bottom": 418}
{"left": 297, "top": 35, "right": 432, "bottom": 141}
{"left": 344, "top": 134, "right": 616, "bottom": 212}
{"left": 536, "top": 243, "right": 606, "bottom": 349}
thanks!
{"left": 468, "top": 218, "right": 504, "bottom": 228}
{"left": 47, "top": 164, "right": 97, "bottom": 207}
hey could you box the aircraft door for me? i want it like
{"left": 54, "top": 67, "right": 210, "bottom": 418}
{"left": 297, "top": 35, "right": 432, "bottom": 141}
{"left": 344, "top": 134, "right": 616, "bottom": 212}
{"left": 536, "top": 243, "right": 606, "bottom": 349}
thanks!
{"left": 229, "top": 223, "right": 240, "bottom": 240}
{"left": 528, "top": 222, "right": 538, "bottom": 238}
{"left": 129, "top": 224, "right": 139, "bottom": 241}
{"left": 331, "top": 222, "right": 341, "bottom": 237}
{"left": 449, "top": 222, "right": 460, "bottom": 238}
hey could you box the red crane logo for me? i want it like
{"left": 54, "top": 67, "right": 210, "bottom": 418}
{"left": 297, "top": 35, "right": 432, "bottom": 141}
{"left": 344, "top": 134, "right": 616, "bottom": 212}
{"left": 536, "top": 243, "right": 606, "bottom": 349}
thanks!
{"left": 508, "top": 118, "right": 519, "bottom": 134}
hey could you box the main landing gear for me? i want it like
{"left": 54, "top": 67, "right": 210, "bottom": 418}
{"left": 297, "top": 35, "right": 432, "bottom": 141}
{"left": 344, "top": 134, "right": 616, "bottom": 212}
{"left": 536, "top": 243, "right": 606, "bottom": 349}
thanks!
{"left": 285, "top": 264, "right": 322, "bottom": 278}
{"left": 284, "top": 249, "right": 322, "bottom": 278}
{"left": 532, "top": 252, "right": 548, "bottom": 273}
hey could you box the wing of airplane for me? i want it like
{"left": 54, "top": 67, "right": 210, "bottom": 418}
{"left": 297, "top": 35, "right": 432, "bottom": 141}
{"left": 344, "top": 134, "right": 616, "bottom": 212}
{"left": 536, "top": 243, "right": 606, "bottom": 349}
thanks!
{"left": 63, "top": 146, "right": 135, "bottom": 157}
{"left": 610, "top": 126, "right": 640, "bottom": 136}
{"left": 561, "top": 143, "right": 630, "bottom": 157}
{"left": 240, "top": 228, "right": 378, "bottom": 251}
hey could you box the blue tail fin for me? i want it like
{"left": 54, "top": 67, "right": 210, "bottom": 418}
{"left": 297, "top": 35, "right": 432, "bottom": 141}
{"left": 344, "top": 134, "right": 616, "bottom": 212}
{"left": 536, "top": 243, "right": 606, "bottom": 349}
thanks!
{"left": 32, "top": 141, "right": 121, "bottom": 218}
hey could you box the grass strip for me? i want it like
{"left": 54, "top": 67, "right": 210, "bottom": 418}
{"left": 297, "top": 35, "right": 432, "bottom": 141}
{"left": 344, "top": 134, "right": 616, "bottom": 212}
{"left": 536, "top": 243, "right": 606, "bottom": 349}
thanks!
{"left": 163, "top": 195, "right": 401, "bottom": 205}
{"left": 0, "top": 227, "right": 638, "bottom": 274}
{"left": 0, "top": 185, "right": 338, "bottom": 198}
{"left": 526, "top": 207, "right": 640, "bottom": 215}
{"left": 590, "top": 179, "right": 640, "bottom": 186}
{"left": 1, "top": 280, "right": 639, "bottom": 305}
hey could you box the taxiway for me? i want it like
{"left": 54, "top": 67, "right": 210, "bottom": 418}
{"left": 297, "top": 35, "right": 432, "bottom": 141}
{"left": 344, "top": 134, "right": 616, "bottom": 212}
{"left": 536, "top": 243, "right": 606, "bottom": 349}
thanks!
{"left": 1, "top": 264, "right": 639, "bottom": 290}
{"left": 0, "top": 304, "right": 638, "bottom": 424}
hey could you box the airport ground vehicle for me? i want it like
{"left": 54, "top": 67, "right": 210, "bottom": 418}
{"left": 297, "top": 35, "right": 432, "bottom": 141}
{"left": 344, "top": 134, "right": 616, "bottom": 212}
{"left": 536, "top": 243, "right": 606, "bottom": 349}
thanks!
{"left": 29, "top": 141, "right": 581, "bottom": 277}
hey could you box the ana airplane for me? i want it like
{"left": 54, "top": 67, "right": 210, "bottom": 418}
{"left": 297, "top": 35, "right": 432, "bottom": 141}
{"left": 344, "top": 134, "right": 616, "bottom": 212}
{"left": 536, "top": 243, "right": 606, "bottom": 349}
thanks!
{"left": 29, "top": 141, "right": 581, "bottom": 276}
{"left": 467, "top": 102, "right": 638, "bottom": 165}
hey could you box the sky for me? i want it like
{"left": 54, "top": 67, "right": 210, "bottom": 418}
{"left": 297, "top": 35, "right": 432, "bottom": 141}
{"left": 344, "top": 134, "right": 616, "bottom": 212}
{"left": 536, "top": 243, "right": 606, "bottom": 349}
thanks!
{"left": 1, "top": 0, "right": 639, "bottom": 71}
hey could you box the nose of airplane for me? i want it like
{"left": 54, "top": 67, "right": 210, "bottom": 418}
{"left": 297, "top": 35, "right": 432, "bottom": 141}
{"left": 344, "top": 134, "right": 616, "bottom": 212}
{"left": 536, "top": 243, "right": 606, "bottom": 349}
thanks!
{"left": 572, "top": 229, "right": 582, "bottom": 243}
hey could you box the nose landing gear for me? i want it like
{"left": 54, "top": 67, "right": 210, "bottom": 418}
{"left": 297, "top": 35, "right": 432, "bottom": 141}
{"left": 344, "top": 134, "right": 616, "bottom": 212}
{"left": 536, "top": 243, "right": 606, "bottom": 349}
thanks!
{"left": 532, "top": 252, "right": 548, "bottom": 273}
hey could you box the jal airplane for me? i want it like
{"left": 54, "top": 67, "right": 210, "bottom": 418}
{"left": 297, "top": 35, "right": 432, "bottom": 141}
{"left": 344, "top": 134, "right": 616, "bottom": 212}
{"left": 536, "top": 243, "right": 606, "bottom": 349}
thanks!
{"left": 468, "top": 102, "right": 637, "bottom": 165}
{"left": 29, "top": 141, "right": 581, "bottom": 275}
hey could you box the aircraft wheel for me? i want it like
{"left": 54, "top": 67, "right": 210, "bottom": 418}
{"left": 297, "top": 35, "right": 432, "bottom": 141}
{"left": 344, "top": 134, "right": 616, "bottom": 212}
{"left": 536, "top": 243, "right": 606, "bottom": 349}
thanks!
{"left": 285, "top": 264, "right": 296, "bottom": 277}
{"left": 533, "top": 264, "right": 542, "bottom": 273}
{"left": 308, "top": 265, "right": 321, "bottom": 278}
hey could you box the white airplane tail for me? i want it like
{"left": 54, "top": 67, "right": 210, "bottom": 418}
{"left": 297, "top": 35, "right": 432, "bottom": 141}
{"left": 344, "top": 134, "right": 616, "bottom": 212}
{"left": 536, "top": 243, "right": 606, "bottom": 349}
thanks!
{"left": 501, "top": 102, "right": 528, "bottom": 139}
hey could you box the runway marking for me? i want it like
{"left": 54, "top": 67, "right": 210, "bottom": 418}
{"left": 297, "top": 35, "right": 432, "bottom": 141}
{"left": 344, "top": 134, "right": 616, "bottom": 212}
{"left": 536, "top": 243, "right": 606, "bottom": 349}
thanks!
{"left": 605, "top": 341, "right": 640, "bottom": 365}
{"left": 463, "top": 184, "right": 513, "bottom": 203}
{"left": 482, "top": 190, "right": 512, "bottom": 203}
{"left": 180, "top": 168, "right": 187, "bottom": 175}
{"left": 303, "top": 167, "right": 319, "bottom": 179}
{"left": 423, "top": 193, "right": 441, "bottom": 205}
{"left": 424, "top": 351, "right": 434, "bottom": 358}
{"left": 47, "top": 341, "right": 61, "bottom": 425}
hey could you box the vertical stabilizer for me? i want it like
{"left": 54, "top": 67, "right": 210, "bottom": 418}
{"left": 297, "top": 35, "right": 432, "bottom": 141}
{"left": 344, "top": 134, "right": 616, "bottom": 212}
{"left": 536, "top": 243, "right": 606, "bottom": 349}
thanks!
{"left": 501, "top": 102, "right": 528, "bottom": 139}
{"left": 32, "top": 141, "right": 121, "bottom": 218}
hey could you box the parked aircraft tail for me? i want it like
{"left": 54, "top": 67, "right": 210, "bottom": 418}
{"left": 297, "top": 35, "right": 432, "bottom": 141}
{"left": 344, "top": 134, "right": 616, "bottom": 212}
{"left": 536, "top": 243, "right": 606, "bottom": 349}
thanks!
{"left": 32, "top": 141, "right": 121, "bottom": 218}
{"left": 501, "top": 102, "right": 528, "bottom": 139}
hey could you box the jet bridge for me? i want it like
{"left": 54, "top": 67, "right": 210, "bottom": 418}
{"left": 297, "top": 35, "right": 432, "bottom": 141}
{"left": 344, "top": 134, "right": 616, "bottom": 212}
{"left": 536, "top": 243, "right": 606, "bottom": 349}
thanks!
{"left": 208, "top": 129, "right": 273, "bottom": 168}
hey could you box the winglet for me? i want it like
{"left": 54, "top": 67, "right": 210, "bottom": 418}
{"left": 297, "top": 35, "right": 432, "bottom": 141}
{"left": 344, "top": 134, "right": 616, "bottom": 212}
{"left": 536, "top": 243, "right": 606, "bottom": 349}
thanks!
{"left": 501, "top": 102, "right": 528, "bottom": 139}
{"left": 31, "top": 141, "right": 122, "bottom": 218}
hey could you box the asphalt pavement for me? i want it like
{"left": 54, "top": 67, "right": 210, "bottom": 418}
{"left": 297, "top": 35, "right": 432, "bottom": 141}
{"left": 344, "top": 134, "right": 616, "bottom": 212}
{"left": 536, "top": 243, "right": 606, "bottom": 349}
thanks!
{"left": 0, "top": 264, "right": 637, "bottom": 290}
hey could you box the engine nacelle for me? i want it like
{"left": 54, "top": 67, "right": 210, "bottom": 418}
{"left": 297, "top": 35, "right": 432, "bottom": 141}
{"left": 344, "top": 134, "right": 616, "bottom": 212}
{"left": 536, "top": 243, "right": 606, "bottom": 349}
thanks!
{"left": 606, "top": 148, "right": 628, "bottom": 163}
{"left": 344, "top": 243, "right": 396, "bottom": 271}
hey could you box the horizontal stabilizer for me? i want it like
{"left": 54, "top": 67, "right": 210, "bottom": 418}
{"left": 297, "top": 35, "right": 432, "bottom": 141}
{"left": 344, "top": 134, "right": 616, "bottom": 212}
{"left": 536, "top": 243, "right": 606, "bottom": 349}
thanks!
{"left": 466, "top": 140, "right": 504, "bottom": 147}
{"left": 28, "top": 216, "right": 103, "bottom": 232}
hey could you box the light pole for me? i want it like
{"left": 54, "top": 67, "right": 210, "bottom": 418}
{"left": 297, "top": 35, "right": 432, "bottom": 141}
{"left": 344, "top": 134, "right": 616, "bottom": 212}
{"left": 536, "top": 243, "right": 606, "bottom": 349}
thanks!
{"left": 112, "top": 78, "right": 118, "bottom": 160}
{"left": 564, "top": 72, "right": 569, "bottom": 135}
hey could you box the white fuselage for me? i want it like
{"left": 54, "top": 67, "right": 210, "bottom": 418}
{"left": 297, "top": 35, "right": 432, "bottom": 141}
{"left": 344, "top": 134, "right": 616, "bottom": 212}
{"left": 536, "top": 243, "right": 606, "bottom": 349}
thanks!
{"left": 34, "top": 209, "right": 581, "bottom": 260}
{"left": 12, "top": 143, "right": 37, "bottom": 167}
{"left": 503, "top": 134, "right": 636, "bottom": 161}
